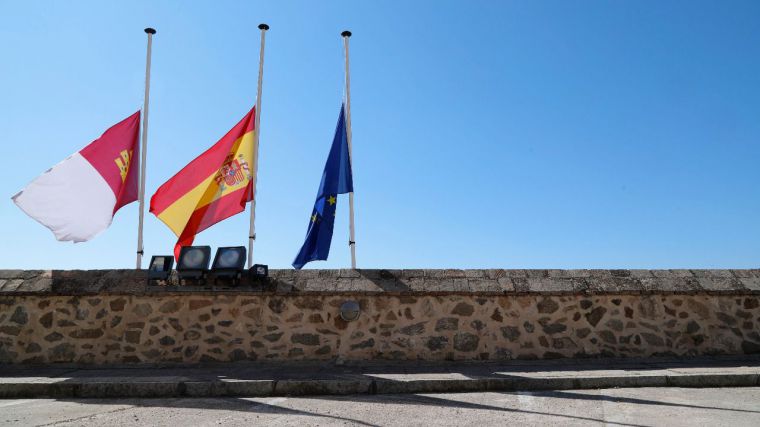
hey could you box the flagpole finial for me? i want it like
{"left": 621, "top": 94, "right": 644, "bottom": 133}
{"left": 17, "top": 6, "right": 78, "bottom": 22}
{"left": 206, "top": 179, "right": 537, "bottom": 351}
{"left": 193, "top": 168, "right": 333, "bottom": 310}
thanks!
{"left": 144, "top": 28, "right": 156, "bottom": 35}
{"left": 258, "top": 23, "right": 269, "bottom": 31}
{"left": 341, "top": 30, "right": 352, "bottom": 38}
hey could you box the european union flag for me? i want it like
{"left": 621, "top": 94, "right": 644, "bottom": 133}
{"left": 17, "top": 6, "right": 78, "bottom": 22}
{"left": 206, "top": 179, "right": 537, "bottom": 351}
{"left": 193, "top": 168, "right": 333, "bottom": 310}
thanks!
{"left": 293, "top": 104, "right": 354, "bottom": 269}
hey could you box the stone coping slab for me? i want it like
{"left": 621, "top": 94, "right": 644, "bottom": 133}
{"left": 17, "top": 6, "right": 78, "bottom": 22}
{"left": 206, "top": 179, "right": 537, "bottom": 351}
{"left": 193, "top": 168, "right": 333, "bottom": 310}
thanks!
{"left": 0, "top": 355, "right": 758, "bottom": 398}
{"left": 1, "top": 269, "right": 759, "bottom": 296}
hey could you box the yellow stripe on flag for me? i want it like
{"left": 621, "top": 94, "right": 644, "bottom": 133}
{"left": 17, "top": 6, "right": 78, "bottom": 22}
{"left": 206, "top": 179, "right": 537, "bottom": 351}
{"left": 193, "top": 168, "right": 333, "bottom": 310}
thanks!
{"left": 156, "top": 131, "right": 255, "bottom": 236}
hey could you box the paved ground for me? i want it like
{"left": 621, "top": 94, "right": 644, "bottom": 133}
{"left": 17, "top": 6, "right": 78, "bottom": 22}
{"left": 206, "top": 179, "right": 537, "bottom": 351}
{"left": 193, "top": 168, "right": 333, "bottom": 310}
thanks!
{"left": 2, "top": 356, "right": 759, "bottom": 398}
{"left": 1, "top": 387, "right": 759, "bottom": 426}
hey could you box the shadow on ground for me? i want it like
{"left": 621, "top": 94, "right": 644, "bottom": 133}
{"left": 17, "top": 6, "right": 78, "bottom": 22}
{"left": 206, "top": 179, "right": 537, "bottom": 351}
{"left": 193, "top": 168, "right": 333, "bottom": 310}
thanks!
{"left": 48, "top": 387, "right": 760, "bottom": 427}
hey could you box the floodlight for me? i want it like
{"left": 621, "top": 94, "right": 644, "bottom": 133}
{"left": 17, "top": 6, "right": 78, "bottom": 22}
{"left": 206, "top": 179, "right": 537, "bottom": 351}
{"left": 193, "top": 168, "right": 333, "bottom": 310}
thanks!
{"left": 251, "top": 264, "right": 269, "bottom": 279}
{"left": 177, "top": 245, "right": 211, "bottom": 280}
{"left": 212, "top": 246, "right": 247, "bottom": 279}
{"left": 147, "top": 255, "right": 174, "bottom": 281}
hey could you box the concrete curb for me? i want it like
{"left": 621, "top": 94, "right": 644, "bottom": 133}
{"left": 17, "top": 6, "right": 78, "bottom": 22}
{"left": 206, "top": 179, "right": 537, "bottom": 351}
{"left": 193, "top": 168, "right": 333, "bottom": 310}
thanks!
{"left": 1, "top": 372, "right": 759, "bottom": 399}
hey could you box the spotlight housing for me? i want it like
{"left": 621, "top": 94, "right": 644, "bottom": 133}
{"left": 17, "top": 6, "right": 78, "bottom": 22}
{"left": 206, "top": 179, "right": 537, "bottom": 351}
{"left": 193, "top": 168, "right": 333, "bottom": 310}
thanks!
{"left": 212, "top": 246, "right": 247, "bottom": 280}
{"left": 147, "top": 255, "right": 174, "bottom": 281}
{"left": 176, "top": 245, "right": 211, "bottom": 280}
{"left": 251, "top": 263, "right": 269, "bottom": 279}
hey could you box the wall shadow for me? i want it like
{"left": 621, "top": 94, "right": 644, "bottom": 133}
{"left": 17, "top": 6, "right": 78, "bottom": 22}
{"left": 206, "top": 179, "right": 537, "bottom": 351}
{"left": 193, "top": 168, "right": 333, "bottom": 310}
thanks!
{"left": 357, "top": 270, "right": 411, "bottom": 292}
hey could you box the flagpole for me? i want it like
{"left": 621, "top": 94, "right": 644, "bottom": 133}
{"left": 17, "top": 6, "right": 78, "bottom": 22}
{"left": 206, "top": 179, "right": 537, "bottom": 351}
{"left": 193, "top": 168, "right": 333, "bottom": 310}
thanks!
{"left": 341, "top": 30, "right": 357, "bottom": 269}
{"left": 136, "top": 27, "right": 155, "bottom": 269}
{"left": 248, "top": 23, "right": 269, "bottom": 269}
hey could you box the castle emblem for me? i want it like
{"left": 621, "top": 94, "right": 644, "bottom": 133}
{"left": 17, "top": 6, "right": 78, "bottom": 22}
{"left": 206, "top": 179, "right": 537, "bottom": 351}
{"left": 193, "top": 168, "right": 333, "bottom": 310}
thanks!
{"left": 114, "top": 150, "right": 133, "bottom": 182}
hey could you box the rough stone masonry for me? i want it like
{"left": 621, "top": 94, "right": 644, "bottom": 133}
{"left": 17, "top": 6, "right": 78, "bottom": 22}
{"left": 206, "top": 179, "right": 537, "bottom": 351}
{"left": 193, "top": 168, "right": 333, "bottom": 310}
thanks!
{"left": 0, "top": 269, "right": 759, "bottom": 364}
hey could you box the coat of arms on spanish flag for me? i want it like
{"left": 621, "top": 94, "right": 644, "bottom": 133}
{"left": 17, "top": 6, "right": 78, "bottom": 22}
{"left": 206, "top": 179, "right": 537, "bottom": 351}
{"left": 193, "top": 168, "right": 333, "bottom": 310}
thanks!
{"left": 150, "top": 107, "right": 256, "bottom": 258}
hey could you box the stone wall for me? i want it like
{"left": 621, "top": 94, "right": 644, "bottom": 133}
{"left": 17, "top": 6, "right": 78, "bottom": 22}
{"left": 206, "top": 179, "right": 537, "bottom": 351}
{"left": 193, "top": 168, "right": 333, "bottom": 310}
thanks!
{"left": 0, "top": 269, "right": 759, "bottom": 364}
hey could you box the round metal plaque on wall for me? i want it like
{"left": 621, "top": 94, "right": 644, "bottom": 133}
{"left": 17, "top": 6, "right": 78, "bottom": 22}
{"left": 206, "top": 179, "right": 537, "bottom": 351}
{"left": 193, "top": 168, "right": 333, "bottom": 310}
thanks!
{"left": 339, "top": 300, "right": 360, "bottom": 321}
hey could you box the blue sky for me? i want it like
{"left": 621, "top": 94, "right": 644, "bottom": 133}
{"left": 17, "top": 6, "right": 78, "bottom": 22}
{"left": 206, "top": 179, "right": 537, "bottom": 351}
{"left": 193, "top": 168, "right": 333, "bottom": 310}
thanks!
{"left": 1, "top": 1, "right": 758, "bottom": 269}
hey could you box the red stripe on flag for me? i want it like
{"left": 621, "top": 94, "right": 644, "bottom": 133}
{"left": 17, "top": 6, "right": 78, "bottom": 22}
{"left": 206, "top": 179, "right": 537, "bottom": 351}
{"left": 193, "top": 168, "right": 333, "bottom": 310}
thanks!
{"left": 173, "top": 183, "right": 252, "bottom": 259}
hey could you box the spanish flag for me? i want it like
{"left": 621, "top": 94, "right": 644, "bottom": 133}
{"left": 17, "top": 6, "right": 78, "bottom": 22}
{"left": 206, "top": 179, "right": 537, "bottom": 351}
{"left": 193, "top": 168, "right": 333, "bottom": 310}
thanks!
{"left": 150, "top": 108, "right": 256, "bottom": 258}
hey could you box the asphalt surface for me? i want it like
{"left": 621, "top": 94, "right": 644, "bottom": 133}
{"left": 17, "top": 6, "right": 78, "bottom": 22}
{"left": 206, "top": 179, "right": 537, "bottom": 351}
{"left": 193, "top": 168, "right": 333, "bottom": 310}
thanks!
{"left": 1, "top": 387, "right": 759, "bottom": 426}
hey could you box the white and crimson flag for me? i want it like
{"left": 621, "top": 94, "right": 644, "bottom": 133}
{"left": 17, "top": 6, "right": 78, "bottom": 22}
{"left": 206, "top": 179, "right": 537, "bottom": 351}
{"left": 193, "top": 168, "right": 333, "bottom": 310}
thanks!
{"left": 12, "top": 112, "right": 140, "bottom": 242}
